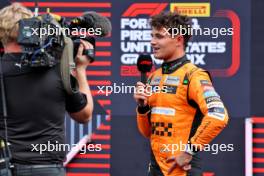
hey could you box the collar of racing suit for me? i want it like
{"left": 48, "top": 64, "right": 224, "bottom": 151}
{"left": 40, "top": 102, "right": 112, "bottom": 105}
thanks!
{"left": 161, "top": 55, "right": 190, "bottom": 74}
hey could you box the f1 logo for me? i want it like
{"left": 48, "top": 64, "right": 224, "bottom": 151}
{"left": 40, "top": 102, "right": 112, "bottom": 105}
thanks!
{"left": 122, "top": 3, "right": 168, "bottom": 17}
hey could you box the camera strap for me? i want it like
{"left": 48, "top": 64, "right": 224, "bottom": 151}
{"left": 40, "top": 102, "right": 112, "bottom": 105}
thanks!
{"left": 60, "top": 35, "right": 79, "bottom": 95}
{"left": 48, "top": 17, "right": 79, "bottom": 95}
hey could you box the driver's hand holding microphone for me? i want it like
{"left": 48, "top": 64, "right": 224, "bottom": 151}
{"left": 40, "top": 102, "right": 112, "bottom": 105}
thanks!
{"left": 134, "top": 81, "right": 150, "bottom": 108}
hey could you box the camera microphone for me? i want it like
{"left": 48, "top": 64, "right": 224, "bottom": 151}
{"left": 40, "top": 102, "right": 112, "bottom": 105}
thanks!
{"left": 69, "top": 11, "right": 112, "bottom": 62}
{"left": 70, "top": 11, "right": 112, "bottom": 37}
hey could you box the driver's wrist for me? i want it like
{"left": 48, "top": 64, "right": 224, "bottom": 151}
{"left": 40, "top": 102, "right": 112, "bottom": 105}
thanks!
{"left": 137, "top": 104, "right": 150, "bottom": 114}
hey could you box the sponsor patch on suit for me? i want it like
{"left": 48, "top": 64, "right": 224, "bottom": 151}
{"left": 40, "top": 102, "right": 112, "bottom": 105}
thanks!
{"left": 208, "top": 106, "right": 225, "bottom": 120}
{"left": 207, "top": 102, "right": 224, "bottom": 109}
{"left": 208, "top": 107, "right": 225, "bottom": 114}
{"left": 203, "top": 90, "right": 219, "bottom": 98}
{"left": 205, "top": 96, "right": 222, "bottom": 104}
{"left": 200, "top": 80, "right": 212, "bottom": 86}
{"left": 162, "top": 86, "right": 177, "bottom": 94}
{"left": 150, "top": 76, "right": 162, "bottom": 86}
{"left": 203, "top": 85, "right": 215, "bottom": 92}
{"left": 164, "top": 76, "right": 180, "bottom": 86}
{"left": 151, "top": 107, "right": 176, "bottom": 116}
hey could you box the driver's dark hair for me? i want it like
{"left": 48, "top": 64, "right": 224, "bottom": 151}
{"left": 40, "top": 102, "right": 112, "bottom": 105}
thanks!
{"left": 150, "top": 11, "right": 192, "bottom": 47}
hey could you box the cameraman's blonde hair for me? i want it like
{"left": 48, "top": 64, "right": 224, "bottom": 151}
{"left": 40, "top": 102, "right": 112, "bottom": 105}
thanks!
{"left": 0, "top": 3, "right": 33, "bottom": 44}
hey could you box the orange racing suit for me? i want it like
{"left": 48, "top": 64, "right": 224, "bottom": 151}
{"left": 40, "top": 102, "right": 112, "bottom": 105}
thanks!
{"left": 136, "top": 56, "right": 229, "bottom": 176}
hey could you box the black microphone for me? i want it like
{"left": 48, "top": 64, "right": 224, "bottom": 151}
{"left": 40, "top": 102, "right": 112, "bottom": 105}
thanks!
{"left": 136, "top": 54, "right": 153, "bottom": 107}
{"left": 137, "top": 54, "right": 153, "bottom": 84}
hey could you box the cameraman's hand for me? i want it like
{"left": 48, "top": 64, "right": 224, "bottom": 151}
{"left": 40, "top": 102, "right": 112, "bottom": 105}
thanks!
{"left": 70, "top": 40, "right": 94, "bottom": 123}
{"left": 75, "top": 39, "right": 93, "bottom": 71}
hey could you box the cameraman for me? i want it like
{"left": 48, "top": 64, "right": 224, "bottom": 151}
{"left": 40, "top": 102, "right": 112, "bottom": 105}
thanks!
{"left": 0, "top": 3, "right": 93, "bottom": 176}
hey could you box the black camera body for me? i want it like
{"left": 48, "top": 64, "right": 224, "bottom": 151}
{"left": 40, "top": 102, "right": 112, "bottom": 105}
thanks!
{"left": 17, "top": 14, "right": 64, "bottom": 67}
{"left": 17, "top": 13, "right": 95, "bottom": 68}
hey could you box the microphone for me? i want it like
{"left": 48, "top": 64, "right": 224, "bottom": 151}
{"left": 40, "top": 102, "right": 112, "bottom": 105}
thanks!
{"left": 136, "top": 54, "right": 153, "bottom": 107}
{"left": 70, "top": 11, "right": 112, "bottom": 37}
{"left": 137, "top": 54, "right": 153, "bottom": 84}
{"left": 69, "top": 11, "right": 112, "bottom": 62}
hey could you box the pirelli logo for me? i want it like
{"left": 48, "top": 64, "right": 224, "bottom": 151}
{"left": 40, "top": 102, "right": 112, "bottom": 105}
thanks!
{"left": 170, "top": 3, "right": 210, "bottom": 17}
